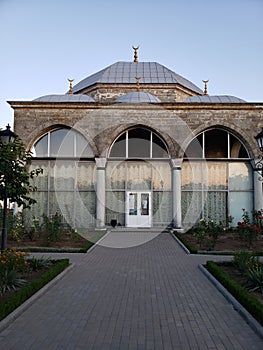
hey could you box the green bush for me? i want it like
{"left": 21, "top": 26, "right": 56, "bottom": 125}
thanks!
{"left": 173, "top": 231, "right": 198, "bottom": 254}
{"left": 28, "top": 256, "right": 52, "bottom": 271}
{"left": 0, "top": 258, "right": 69, "bottom": 321}
{"left": 233, "top": 250, "right": 259, "bottom": 274}
{"left": 246, "top": 264, "right": 263, "bottom": 295}
{"left": 0, "top": 249, "right": 29, "bottom": 295}
{"left": 206, "top": 260, "right": 263, "bottom": 326}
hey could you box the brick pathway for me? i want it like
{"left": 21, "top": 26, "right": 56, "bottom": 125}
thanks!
{"left": 0, "top": 231, "right": 262, "bottom": 349}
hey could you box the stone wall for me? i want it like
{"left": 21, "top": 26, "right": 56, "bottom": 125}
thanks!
{"left": 80, "top": 83, "right": 196, "bottom": 103}
{"left": 10, "top": 101, "right": 263, "bottom": 160}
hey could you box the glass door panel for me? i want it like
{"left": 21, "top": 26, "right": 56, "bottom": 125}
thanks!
{"left": 126, "top": 191, "right": 151, "bottom": 227}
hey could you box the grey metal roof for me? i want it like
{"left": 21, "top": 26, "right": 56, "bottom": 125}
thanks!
{"left": 33, "top": 94, "right": 95, "bottom": 102}
{"left": 185, "top": 95, "right": 246, "bottom": 103}
{"left": 72, "top": 62, "right": 203, "bottom": 94}
{"left": 115, "top": 91, "right": 161, "bottom": 103}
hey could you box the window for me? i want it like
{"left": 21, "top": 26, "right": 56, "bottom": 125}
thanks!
{"left": 182, "top": 129, "right": 252, "bottom": 226}
{"left": 184, "top": 129, "right": 249, "bottom": 159}
{"left": 109, "top": 127, "right": 169, "bottom": 158}
{"left": 29, "top": 128, "right": 96, "bottom": 228}
{"left": 32, "top": 128, "right": 94, "bottom": 158}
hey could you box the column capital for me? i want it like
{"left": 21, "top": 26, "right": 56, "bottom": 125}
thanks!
{"left": 171, "top": 158, "right": 183, "bottom": 170}
{"left": 95, "top": 157, "right": 107, "bottom": 169}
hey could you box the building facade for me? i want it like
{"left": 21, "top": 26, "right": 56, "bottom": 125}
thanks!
{"left": 9, "top": 55, "right": 263, "bottom": 230}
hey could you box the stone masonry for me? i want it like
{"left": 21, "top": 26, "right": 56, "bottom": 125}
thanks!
{"left": 9, "top": 101, "right": 263, "bottom": 162}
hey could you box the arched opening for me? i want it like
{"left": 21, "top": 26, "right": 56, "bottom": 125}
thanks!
{"left": 182, "top": 128, "right": 253, "bottom": 226}
{"left": 29, "top": 127, "right": 96, "bottom": 228}
{"left": 109, "top": 127, "right": 169, "bottom": 158}
{"left": 106, "top": 127, "right": 172, "bottom": 227}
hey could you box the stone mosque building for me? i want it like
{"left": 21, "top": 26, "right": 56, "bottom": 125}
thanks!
{"left": 9, "top": 48, "right": 263, "bottom": 230}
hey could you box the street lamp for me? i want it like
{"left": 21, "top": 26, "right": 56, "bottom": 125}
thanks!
{"left": 0, "top": 124, "right": 17, "bottom": 250}
{"left": 255, "top": 128, "right": 263, "bottom": 152}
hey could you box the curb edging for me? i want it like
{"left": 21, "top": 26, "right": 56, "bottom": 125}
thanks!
{"left": 198, "top": 263, "right": 263, "bottom": 340}
{"left": 170, "top": 231, "right": 190, "bottom": 254}
{"left": 0, "top": 263, "right": 74, "bottom": 332}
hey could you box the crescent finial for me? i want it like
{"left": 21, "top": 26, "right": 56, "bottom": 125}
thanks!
{"left": 132, "top": 45, "right": 139, "bottom": 62}
{"left": 68, "top": 78, "right": 74, "bottom": 94}
{"left": 202, "top": 79, "right": 209, "bottom": 96}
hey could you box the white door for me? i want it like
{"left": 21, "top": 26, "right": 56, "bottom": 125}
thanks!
{"left": 126, "top": 191, "right": 152, "bottom": 227}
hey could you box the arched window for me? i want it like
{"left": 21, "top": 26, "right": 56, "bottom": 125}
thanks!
{"left": 106, "top": 127, "right": 172, "bottom": 227}
{"left": 109, "top": 127, "right": 169, "bottom": 158}
{"left": 182, "top": 128, "right": 253, "bottom": 226}
{"left": 32, "top": 128, "right": 94, "bottom": 158}
{"left": 184, "top": 129, "right": 249, "bottom": 159}
{"left": 29, "top": 127, "right": 96, "bottom": 228}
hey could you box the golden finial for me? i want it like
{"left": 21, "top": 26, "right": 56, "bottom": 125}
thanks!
{"left": 132, "top": 45, "right": 139, "bottom": 62}
{"left": 135, "top": 76, "right": 141, "bottom": 91}
{"left": 68, "top": 78, "right": 74, "bottom": 94}
{"left": 202, "top": 79, "right": 209, "bottom": 96}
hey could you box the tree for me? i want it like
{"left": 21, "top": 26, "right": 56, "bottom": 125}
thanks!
{"left": 0, "top": 136, "right": 43, "bottom": 208}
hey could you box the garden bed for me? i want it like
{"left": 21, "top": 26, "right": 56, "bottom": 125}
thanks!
{"left": 173, "top": 230, "right": 263, "bottom": 254}
{"left": 219, "top": 263, "right": 263, "bottom": 305}
{"left": 206, "top": 260, "right": 263, "bottom": 326}
{"left": 7, "top": 229, "right": 106, "bottom": 253}
{"left": 0, "top": 258, "right": 69, "bottom": 321}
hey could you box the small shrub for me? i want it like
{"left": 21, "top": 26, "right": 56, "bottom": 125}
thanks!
{"left": 7, "top": 211, "right": 25, "bottom": 244}
{"left": 1, "top": 270, "right": 27, "bottom": 294}
{"left": 43, "top": 212, "right": 63, "bottom": 243}
{"left": 0, "top": 249, "right": 29, "bottom": 295}
{"left": 193, "top": 220, "right": 206, "bottom": 248}
{"left": 246, "top": 264, "right": 263, "bottom": 295}
{"left": 192, "top": 218, "right": 225, "bottom": 250}
{"left": 0, "top": 249, "right": 28, "bottom": 273}
{"left": 28, "top": 256, "right": 52, "bottom": 271}
{"left": 233, "top": 250, "right": 259, "bottom": 274}
{"left": 237, "top": 209, "right": 262, "bottom": 248}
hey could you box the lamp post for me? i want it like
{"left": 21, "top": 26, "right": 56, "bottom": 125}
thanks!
{"left": 255, "top": 128, "right": 263, "bottom": 153}
{"left": 255, "top": 128, "right": 263, "bottom": 179}
{"left": 0, "top": 124, "right": 17, "bottom": 251}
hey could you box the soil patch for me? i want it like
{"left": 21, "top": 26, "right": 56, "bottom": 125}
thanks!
{"left": 7, "top": 231, "right": 89, "bottom": 249}
{"left": 181, "top": 231, "right": 263, "bottom": 252}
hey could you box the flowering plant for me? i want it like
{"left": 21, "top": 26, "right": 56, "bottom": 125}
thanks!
{"left": 0, "top": 249, "right": 28, "bottom": 272}
{"left": 0, "top": 249, "right": 29, "bottom": 294}
{"left": 246, "top": 263, "right": 263, "bottom": 295}
{"left": 43, "top": 212, "right": 63, "bottom": 242}
{"left": 237, "top": 209, "right": 262, "bottom": 248}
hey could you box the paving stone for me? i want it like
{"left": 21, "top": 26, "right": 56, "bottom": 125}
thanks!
{"left": 0, "top": 232, "right": 262, "bottom": 349}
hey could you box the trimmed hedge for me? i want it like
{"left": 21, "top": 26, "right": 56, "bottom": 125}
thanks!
{"left": 206, "top": 260, "right": 263, "bottom": 326}
{"left": 172, "top": 231, "right": 198, "bottom": 254}
{"left": 0, "top": 258, "right": 69, "bottom": 321}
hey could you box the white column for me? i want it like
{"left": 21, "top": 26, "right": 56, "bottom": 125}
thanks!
{"left": 171, "top": 158, "right": 183, "bottom": 228}
{"left": 253, "top": 167, "right": 263, "bottom": 211}
{"left": 95, "top": 158, "right": 107, "bottom": 229}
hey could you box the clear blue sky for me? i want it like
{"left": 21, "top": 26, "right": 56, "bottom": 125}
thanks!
{"left": 0, "top": 0, "right": 262, "bottom": 129}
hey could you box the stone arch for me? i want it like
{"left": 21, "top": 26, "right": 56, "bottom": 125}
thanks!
{"left": 108, "top": 124, "right": 170, "bottom": 158}
{"left": 179, "top": 123, "right": 253, "bottom": 159}
{"left": 27, "top": 123, "right": 98, "bottom": 156}
{"left": 94, "top": 122, "right": 178, "bottom": 158}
